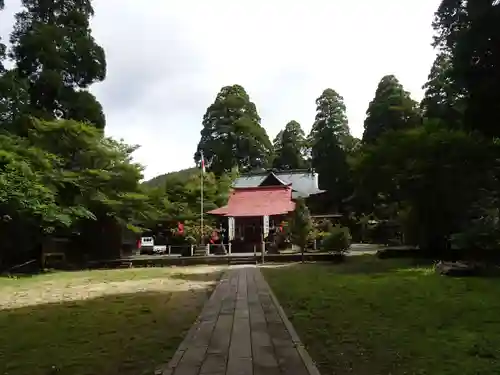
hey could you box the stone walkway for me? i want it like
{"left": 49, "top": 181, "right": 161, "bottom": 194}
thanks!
{"left": 159, "top": 266, "right": 320, "bottom": 375}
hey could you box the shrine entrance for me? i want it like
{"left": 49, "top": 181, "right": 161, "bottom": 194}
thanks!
{"left": 208, "top": 186, "right": 295, "bottom": 253}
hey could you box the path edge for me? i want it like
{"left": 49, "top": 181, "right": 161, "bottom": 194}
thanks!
{"left": 155, "top": 270, "right": 230, "bottom": 375}
{"left": 258, "top": 267, "right": 322, "bottom": 375}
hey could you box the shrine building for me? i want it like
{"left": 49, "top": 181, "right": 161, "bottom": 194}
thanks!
{"left": 207, "top": 169, "right": 327, "bottom": 251}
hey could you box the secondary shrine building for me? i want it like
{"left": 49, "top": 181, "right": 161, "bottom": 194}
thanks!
{"left": 208, "top": 169, "right": 327, "bottom": 252}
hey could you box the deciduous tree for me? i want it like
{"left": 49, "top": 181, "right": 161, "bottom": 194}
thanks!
{"left": 0, "top": 118, "right": 150, "bottom": 263}
{"left": 24, "top": 119, "right": 148, "bottom": 228}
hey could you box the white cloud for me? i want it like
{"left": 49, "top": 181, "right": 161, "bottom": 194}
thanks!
{"left": 1, "top": 0, "right": 440, "bottom": 180}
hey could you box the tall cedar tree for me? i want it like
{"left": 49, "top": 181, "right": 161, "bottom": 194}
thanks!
{"left": 431, "top": 0, "right": 500, "bottom": 138}
{"left": 0, "top": 0, "right": 5, "bottom": 72}
{"left": 0, "top": 2, "right": 31, "bottom": 130}
{"left": 272, "top": 130, "right": 283, "bottom": 153}
{"left": 9, "top": 0, "right": 106, "bottom": 129}
{"left": 309, "top": 89, "right": 351, "bottom": 211}
{"left": 362, "top": 75, "right": 421, "bottom": 144}
{"left": 272, "top": 120, "right": 307, "bottom": 170}
{"left": 354, "top": 123, "right": 499, "bottom": 252}
{"left": 195, "top": 84, "right": 272, "bottom": 175}
{"left": 421, "top": 52, "right": 465, "bottom": 128}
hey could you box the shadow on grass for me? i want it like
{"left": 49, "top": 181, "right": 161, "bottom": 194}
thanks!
{"left": 322, "top": 254, "right": 435, "bottom": 275}
{"left": 261, "top": 255, "right": 434, "bottom": 278}
{"left": 262, "top": 255, "right": 500, "bottom": 375}
{"left": 0, "top": 268, "right": 95, "bottom": 281}
{"left": 1, "top": 268, "right": 48, "bottom": 279}
{"left": 0, "top": 266, "right": 228, "bottom": 289}
{"left": 0, "top": 287, "right": 214, "bottom": 375}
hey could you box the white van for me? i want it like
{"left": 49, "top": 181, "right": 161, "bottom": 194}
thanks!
{"left": 140, "top": 236, "right": 155, "bottom": 254}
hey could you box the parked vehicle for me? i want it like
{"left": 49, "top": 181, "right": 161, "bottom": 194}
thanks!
{"left": 140, "top": 237, "right": 155, "bottom": 254}
{"left": 153, "top": 245, "right": 167, "bottom": 254}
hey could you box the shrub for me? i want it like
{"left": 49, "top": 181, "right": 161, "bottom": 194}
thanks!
{"left": 316, "top": 219, "right": 334, "bottom": 233}
{"left": 306, "top": 219, "right": 335, "bottom": 249}
{"left": 290, "top": 198, "right": 313, "bottom": 251}
{"left": 308, "top": 231, "right": 329, "bottom": 249}
{"left": 321, "top": 225, "right": 352, "bottom": 253}
{"left": 451, "top": 214, "right": 500, "bottom": 251}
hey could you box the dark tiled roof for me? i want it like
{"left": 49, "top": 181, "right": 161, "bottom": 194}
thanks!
{"left": 233, "top": 170, "right": 325, "bottom": 198}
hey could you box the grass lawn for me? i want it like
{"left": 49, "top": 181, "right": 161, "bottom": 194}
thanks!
{"left": 0, "top": 265, "right": 225, "bottom": 375}
{"left": 262, "top": 256, "right": 500, "bottom": 375}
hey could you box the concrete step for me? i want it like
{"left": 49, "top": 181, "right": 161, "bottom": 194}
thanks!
{"left": 228, "top": 256, "right": 257, "bottom": 265}
{"left": 193, "top": 251, "right": 207, "bottom": 256}
{"left": 193, "top": 246, "right": 208, "bottom": 256}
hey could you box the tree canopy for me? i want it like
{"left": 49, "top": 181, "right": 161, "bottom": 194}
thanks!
{"left": 272, "top": 120, "right": 307, "bottom": 170}
{"left": 353, "top": 123, "right": 499, "bottom": 251}
{"left": 430, "top": 0, "right": 500, "bottom": 138}
{"left": 143, "top": 168, "right": 199, "bottom": 189}
{"left": 8, "top": 0, "right": 106, "bottom": 129}
{"left": 3, "top": 0, "right": 500, "bottom": 268}
{"left": 363, "top": 75, "right": 421, "bottom": 144}
{"left": 309, "top": 88, "right": 352, "bottom": 210}
{"left": 421, "top": 52, "right": 465, "bottom": 128}
{"left": 0, "top": 118, "right": 150, "bottom": 262}
{"left": 346, "top": 0, "right": 500, "bottom": 253}
{"left": 195, "top": 84, "right": 272, "bottom": 175}
{"left": 290, "top": 198, "right": 313, "bottom": 251}
{"left": 0, "top": 0, "right": 5, "bottom": 73}
{"left": 0, "top": 1, "right": 140, "bottom": 267}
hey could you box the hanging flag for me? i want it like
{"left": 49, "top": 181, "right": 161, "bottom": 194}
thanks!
{"left": 200, "top": 151, "right": 206, "bottom": 173}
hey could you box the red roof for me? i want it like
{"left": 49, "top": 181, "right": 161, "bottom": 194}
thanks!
{"left": 208, "top": 186, "right": 295, "bottom": 217}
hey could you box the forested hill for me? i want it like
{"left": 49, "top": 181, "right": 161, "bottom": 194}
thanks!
{"left": 2, "top": 0, "right": 500, "bottom": 269}
{"left": 143, "top": 167, "right": 199, "bottom": 188}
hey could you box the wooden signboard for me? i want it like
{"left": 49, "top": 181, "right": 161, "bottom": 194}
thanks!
{"left": 263, "top": 215, "right": 269, "bottom": 238}
{"left": 228, "top": 216, "right": 235, "bottom": 240}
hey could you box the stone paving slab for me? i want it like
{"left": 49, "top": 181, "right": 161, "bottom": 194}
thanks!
{"left": 160, "top": 266, "right": 320, "bottom": 375}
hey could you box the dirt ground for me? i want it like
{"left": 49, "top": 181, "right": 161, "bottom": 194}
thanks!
{"left": 0, "top": 265, "right": 226, "bottom": 375}
{"left": 0, "top": 265, "right": 226, "bottom": 310}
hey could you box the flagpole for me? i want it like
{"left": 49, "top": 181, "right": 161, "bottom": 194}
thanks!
{"left": 200, "top": 151, "right": 204, "bottom": 245}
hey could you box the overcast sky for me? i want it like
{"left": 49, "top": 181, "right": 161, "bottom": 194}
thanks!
{"left": 0, "top": 0, "right": 440, "bottom": 180}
